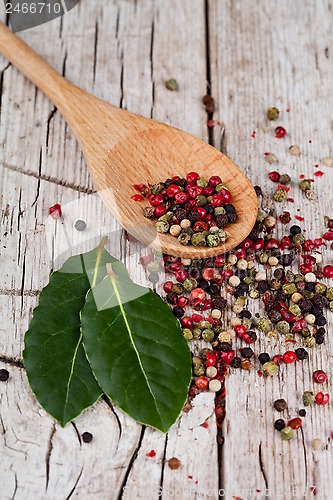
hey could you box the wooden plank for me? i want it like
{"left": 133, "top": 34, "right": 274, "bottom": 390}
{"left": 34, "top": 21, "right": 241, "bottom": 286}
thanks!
{"left": 209, "top": 0, "right": 333, "bottom": 498}
{"left": 0, "top": 1, "right": 218, "bottom": 498}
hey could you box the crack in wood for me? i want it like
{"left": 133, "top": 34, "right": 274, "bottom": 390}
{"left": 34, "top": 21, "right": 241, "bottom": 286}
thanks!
{"left": 0, "top": 413, "right": 6, "bottom": 434}
{"left": 93, "top": 22, "right": 99, "bottom": 84}
{"left": 71, "top": 421, "right": 82, "bottom": 446}
{"left": 46, "top": 107, "right": 58, "bottom": 149}
{"left": 300, "top": 426, "right": 308, "bottom": 487}
{"left": 20, "top": 252, "right": 27, "bottom": 311}
{"left": 159, "top": 434, "right": 168, "bottom": 499}
{"left": 0, "top": 356, "right": 24, "bottom": 369}
{"left": 11, "top": 472, "right": 18, "bottom": 500}
{"left": 204, "top": 0, "right": 214, "bottom": 147}
{"left": 102, "top": 395, "right": 122, "bottom": 441}
{"left": 0, "top": 62, "right": 11, "bottom": 122}
{"left": 65, "top": 466, "right": 83, "bottom": 500}
{"left": 149, "top": 20, "right": 155, "bottom": 119}
{"left": 45, "top": 423, "right": 56, "bottom": 491}
{"left": 62, "top": 51, "right": 68, "bottom": 77}
{"left": 258, "top": 442, "right": 269, "bottom": 496}
{"left": 118, "top": 426, "right": 146, "bottom": 499}
{"left": 2, "top": 162, "right": 95, "bottom": 194}
{"left": 32, "top": 148, "right": 43, "bottom": 210}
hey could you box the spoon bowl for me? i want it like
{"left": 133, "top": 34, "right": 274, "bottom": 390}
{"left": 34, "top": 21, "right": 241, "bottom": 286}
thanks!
{"left": 0, "top": 22, "right": 258, "bottom": 258}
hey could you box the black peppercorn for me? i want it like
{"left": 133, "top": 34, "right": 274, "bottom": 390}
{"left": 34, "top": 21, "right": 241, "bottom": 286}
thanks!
{"left": 175, "top": 208, "right": 188, "bottom": 221}
{"left": 254, "top": 185, "right": 263, "bottom": 197}
{"left": 172, "top": 306, "right": 185, "bottom": 318}
{"left": 215, "top": 214, "right": 229, "bottom": 229}
{"left": 314, "top": 333, "right": 325, "bottom": 344}
{"left": 316, "top": 316, "right": 327, "bottom": 326}
{"left": 82, "top": 432, "right": 93, "bottom": 443}
{"left": 274, "top": 268, "right": 285, "bottom": 280}
{"left": 230, "top": 357, "right": 242, "bottom": 368}
{"left": 239, "top": 310, "right": 252, "bottom": 319}
{"left": 187, "top": 212, "right": 200, "bottom": 224}
{"left": 274, "top": 399, "right": 288, "bottom": 412}
{"left": 240, "top": 347, "right": 254, "bottom": 358}
{"left": 279, "top": 254, "right": 294, "bottom": 267}
{"left": 197, "top": 278, "right": 209, "bottom": 291}
{"left": 224, "top": 204, "right": 236, "bottom": 214}
{"left": 246, "top": 331, "right": 257, "bottom": 342}
{"left": 312, "top": 306, "right": 323, "bottom": 316}
{"left": 227, "top": 212, "right": 238, "bottom": 224}
{"left": 295, "top": 347, "right": 309, "bottom": 360}
{"left": 299, "top": 299, "right": 313, "bottom": 312}
{"left": 317, "top": 327, "right": 326, "bottom": 336}
{"left": 257, "top": 281, "right": 269, "bottom": 293}
{"left": 258, "top": 353, "right": 270, "bottom": 364}
{"left": 299, "top": 409, "right": 306, "bottom": 417}
{"left": 305, "top": 282, "right": 316, "bottom": 292}
{"left": 213, "top": 297, "right": 227, "bottom": 309}
{"left": 177, "top": 178, "right": 187, "bottom": 188}
{"left": 205, "top": 204, "right": 214, "bottom": 215}
{"left": 219, "top": 342, "right": 232, "bottom": 352}
{"left": 274, "top": 419, "right": 286, "bottom": 431}
{"left": 270, "top": 311, "right": 282, "bottom": 323}
{"left": 207, "top": 283, "right": 220, "bottom": 295}
{"left": 290, "top": 225, "right": 302, "bottom": 236}
{"left": 0, "top": 369, "right": 9, "bottom": 382}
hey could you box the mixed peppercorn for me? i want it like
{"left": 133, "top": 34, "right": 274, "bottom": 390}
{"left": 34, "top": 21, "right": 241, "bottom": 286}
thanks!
{"left": 131, "top": 172, "right": 238, "bottom": 247}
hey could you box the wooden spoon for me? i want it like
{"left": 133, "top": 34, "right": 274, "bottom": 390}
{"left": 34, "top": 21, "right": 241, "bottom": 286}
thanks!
{"left": 0, "top": 22, "right": 258, "bottom": 258}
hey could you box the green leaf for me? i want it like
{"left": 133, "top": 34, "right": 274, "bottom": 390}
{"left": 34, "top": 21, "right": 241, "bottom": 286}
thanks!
{"left": 81, "top": 261, "right": 192, "bottom": 433}
{"left": 23, "top": 243, "right": 116, "bottom": 426}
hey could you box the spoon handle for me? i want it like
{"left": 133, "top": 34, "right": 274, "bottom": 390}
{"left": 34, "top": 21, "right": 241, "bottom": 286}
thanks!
{"left": 0, "top": 22, "right": 85, "bottom": 119}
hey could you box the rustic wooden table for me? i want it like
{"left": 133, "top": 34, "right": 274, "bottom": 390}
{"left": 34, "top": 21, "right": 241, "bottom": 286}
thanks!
{"left": 1, "top": 0, "right": 333, "bottom": 498}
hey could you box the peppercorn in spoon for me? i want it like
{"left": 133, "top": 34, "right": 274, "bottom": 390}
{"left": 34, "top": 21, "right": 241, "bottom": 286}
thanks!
{"left": 0, "top": 22, "right": 257, "bottom": 258}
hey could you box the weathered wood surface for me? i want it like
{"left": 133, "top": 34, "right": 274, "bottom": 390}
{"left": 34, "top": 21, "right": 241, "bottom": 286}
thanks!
{"left": 1, "top": 0, "right": 333, "bottom": 499}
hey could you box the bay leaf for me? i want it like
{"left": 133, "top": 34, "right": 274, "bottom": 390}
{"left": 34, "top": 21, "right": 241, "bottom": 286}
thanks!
{"left": 81, "top": 261, "right": 192, "bottom": 433}
{"left": 23, "top": 243, "right": 115, "bottom": 426}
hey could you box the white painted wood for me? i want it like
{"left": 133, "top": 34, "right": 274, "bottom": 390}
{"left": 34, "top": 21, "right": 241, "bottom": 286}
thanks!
{"left": 209, "top": 0, "right": 333, "bottom": 498}
{"left": 0, "top": 1, "right": 217, "bottom": 499}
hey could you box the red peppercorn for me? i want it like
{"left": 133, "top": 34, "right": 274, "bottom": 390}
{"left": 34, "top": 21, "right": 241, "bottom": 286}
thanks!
{"left": 323, "top": 231, "right": 333, "bottom": 241}
{"left": 203, "top": 186, "right": 215, "bottom": 197}
{"left": 190, "top": 288, "right": 206, "bottom": 303}
{"left": 181, "top": 316, "right": 193, "bottom": 328}
{"left": 292, "top": 318, "right": 307, "bottom": 332}
{"left": 313, "top": 370, "right": 327, "bottom": 384}
{"left": 175, "top": 192, "right": 189, "bottom": 204}
{"left": 186, "top": 171, "right": 200, "bottom": 183}
{"left": 268, "top": 171, "right": 280, "bottom": 182}
{"left": 281, "top": 236, "right": 291, "bottom": 249}
{"left": 167, "top": 184, "right": 181, "bottom": 198}
{"left": 288, "top": 417, "right": 302, "bottom": 430}
{"left": 299, "top": 264, "right": 313, "bottom": 275}
{"left": 221, "top": 350, "right": 235, "bottom": 364}
{"left": 209, "top": 175, "right": 222, "bottom": 187}
{"left": 206, "top": 352, "right": 217, "bottom": 366}
{"left": 202, "top": 268, "right": 215, "bottom": 280}
{"left": 234, "top": 324, "right": 246, "bottom": 338}
{"left": 49, "top": 203, "right": 62, "bottom": 219}
{"left": 223, "top": 269, "right": 233, "bottom": 281}
{"left": 303, "top": 239, "right": 314, "bottom": 252}
{"left": 194, "top": 207, "right": 207, "bottom": 218}
{"left": 252, "top": 238, "right": 265, "bottom": 251}
{"left": 235, "top": 248, "right": 247, "bottom": 260}
{"left": 265, "top": 238, "right": 280, "bottom": 250}
{"left": 214, "top": 255, "right": 225, "bottom": 267}
{"left": 315, "top": 392, "right": 330, "bottom": 405}
{"left": 168, "top": 261, "right": 182, "bottom": 274}
{"left": 324, "top": 265, "right": 333, "bottom": 278}
{"left": 195, "top": 376, "right": 209, "bottom": 390}
{"left": 272, "top": 354, "right": 284, "bottom": 365}
{"left": 282, "top": 351, "right": 297, "bottom": 364}
{"left": 302, "top": 255, "right": 316, "bottom": 266}
{"left": 192, "top": 313, "right": 203, "bottom": 323}
{"left": 149, "top": 194, "right": 164, "bottom": 206}
{"left": 242, "top": 332, "right": 257, "bottom": 344}
{"left": 202, "top": 299, "right": 213, "bottom": 311}
{"left": 163, "top": 281, "right": 174, "bottom": 293}
{"left": 193, "top": 221, "right": 208, "bottom": 232}
{"left": 175, "top": 269, "right": 188, "bottom": 283}
{"left": 178, "top": 296, "right": 189, "bottom": 307}
{"left": 275, "top": 126, "right": 287, "bottom": 138}
{"left": 187, "top": 185, "right": 203, "bottom": 199}
{"left": 221, "top": 189, "right": 232, "bottom": 204}
{"left": 211, "top": 193, "right": 224, "bottom": 207}
{"left": 154, "top": 205, "right": 166, "bottom": 217}
{"left": 133, "top": 183, "right": 146, "bottom": 192}
{"left": 281, "top": 310, "right": 297, "bottom": 323}
{"left": 313, "top": 237, "right": 323, "bottom": 247}
{"left": 241, "top": 237, "right": 253, "bottom": 250}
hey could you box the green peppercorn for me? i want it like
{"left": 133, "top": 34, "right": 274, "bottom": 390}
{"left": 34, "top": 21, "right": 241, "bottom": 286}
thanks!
{"left": 214, "top": 207, "right": 226, "bottom": 216}
{"left": 256, "top": 210, "right": 265, "bottom": 223}
{"left": 273, "top": 188, "right": 287, "bottom": 202}
{"left": 315, "top": 283, "right": 327, "bottom": 295}
{"left": 289, "top": 303, "right": 301, "bottom": 317}
{"left": 199, "top": 348, "right": 212, "bottom": 359}
{"left": 178, "top": 232, "right": 191, "bottom": 245}
{"left": 242, "top": 318, "right": 252, "bottom": 330}
{"left": 282, "top": 283, "right": 297, "bottom": 295}
{"left": 165, "top": 78, "right": 178, "bottom": 91}
{"left": 269, "top": 279, "right": 282, "bottom": 290}
{"left": 294, "top": 273, "right": 305, "bottom": 283}
{"left": 235, "top": 296, "right": 247, "bottom": 307}
{"left": 243, "top": 276, "right": 254, "bottom": 285}
{"left": 293, "top": 233, "right": 305, "bottom": 245}
{"left": 262, "top": 361, "right": 278, "bottom": 376}
{"left": 151, "top": 182, "right": 164, "bottom": 194}
{"left": 196, "top": 178, "right": 209, "bottom": 188}
{"left": 302, "top": 290, "right": 314, "bottom": 299}
{"left": 216, "top": 229, "right": 227, "bottom": 243}
{"left": 303, "top": 391, "right": 315, "bottom": 406}
{"left": 143, "top": 207, "right": 155, "bottom": 218}
{"left": 257, "top": 318, "right": 271, "bottom": 332}
{"left": 281, "top": 426, "right": 294, "bottom": 441}
{"left": 249, "top": 289, "right": 260, "bottom": 299}
{"left": 304, "top": 189, "right": 317, "bottom": 200}
{"left": 276, "top": 320, "right": 290, "bottom": 334}
{"left": 279, "top": 173, "right": 291, "bottom": 185}
{"left": 301, "top": 327, "right": 311, "bottom": 338}
{"left": 326, "top": 287, "right": 333, "bottom": 301}
{"left": 171, "top": 283, "right": 184, "bottom": 295}
{"left": 304, "top": 336, "right": 316, "bottom": 348}
{"left": 183, "top": 278, "right": 197, "bottom": 292}
{"left": 193, "top": 363, "right": 205, "bottom": 376}
{"left": 299, "top": 179, "right": 312, "bottom": 191}
{"left": 215, "top": 183, "right": 229, "bottom": 192}
{"left": 192, "top": 356, "right": 202, "bottom": 365}
{"left": 156, "top": 220, "right": 169, "bottom": 233}
{"left": 182, "top": 329, "right": 193, "bottom": 341}
{"left": 207, "top": 234, "right": 221, "bottom": 247}
{"left": 196, "top": 195, "right": 208, "bottom": 206}
{"left": 192, "top": 328, "right": 202, "bottom": 339}
{"left": 285, "top": 270, "right": 295, "bottom": 282}
{"left": 202, "top": 328, "right": 215, "bottom": 342}
{"left": 198, "top": 320, "right": 211, "bottom": 330}
{"left": 191, "top": 232, "right": 207, "bottom": 247}
{"left": 258, "top": 253, "right": 269, "bottom": 264}
{"left": 266, "top": 107, "right": 279, "bottom": 120}
{"left": 330, "top": 300, "right": 333, "bottom": 312}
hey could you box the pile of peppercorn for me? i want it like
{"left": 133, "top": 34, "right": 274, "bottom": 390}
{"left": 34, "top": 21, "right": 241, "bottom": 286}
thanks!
{"left": 131, "top": 172, "right": 238, "bottom": 247}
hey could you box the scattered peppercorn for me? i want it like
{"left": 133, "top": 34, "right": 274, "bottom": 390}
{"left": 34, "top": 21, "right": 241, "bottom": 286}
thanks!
{"left": 274, "top": 399, "right": 288, "bottom": 412}
{"left": 165, "top": 78, "right": 178, "bottom": 91}
{"left": 82, "top": 432, "right": 93, "bottom": 443}
{"left": 0, "top": 369, "right": 9, "bottom": 382}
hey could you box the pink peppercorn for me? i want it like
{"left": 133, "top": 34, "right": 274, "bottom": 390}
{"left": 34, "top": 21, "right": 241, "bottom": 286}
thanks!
{"left": 167, "top": 184, "right": 181, "bottom": 198}
{"left": 214, "top": 255, "right": 225, "bottom": 267}
{"left": 190, "top": 288, "right": 206, "bottom": 302}
{"left": 149, "top": 194, "right": 164, "bottom": 206}
{"left": 175, "top": 192, "right": 189, "bottom": 204}
{"left": 252, "top": 238, "right": 265, "bottom": 251}
{"left": 186, "top": 171, "right": 200, "bottom": 183}
{"left": 235, "top": 248, "right": 247, "bottom": 260}
{"left": 281, "top": 236, "right": 291, "bottom": 249}
{"left": 195, "top": 376, "right": 209, "bottom": 390}
{"left": 49, "top": 203, "right": 62, "bottom": 219}
{"left": 192, "top": 313, "right": 203, "bottom": 323}
{"left": 269, "top": 171, "right": 280, "bottom": 182}
{"left": 154, "top": 205, "right": 166, "bottom": 217}
{"left": 288, "top": 417, "right": 302, "bottom": 429}
{"left": 181, "top": 316, "right": 193, "bottom": 329}
{"left": 275, "top": 126, "right": 287, "bottom": 138}
{"left": 265, "top": 238, "right": 280, "bottom": 250}
{"left": 202, "top": 268, "right": 215, "bottom": 280}
{"left": 272, "top": 354, "right": 284, "bottom": 365}
{"left": 221, "top": 350, "right": 235, "bottom": 364}
{"left": 163, "top": 281, "right": 173, "bottom": 293}
{"left": 313, "top": 370, "right": 327, "bottom": 384}
{"left": 133, "top": 183, "right": 146, "bottom": 191}
{"left": 283, "top": 351, "right": 297, "bottom": 364}
{"left": 175, "top": 269, "right": 188, "bottom": 283}
{"left": 315, "top": 392, "right": 330, "bottom": 405}
{"left": 206, "top": 352, "right": 217, "bottom": 366}
{"left": 209, "top": 175, "right": 222, "bottom": 187}
{"left": 323, "top": 231, "right": 333, "bottom": 241}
